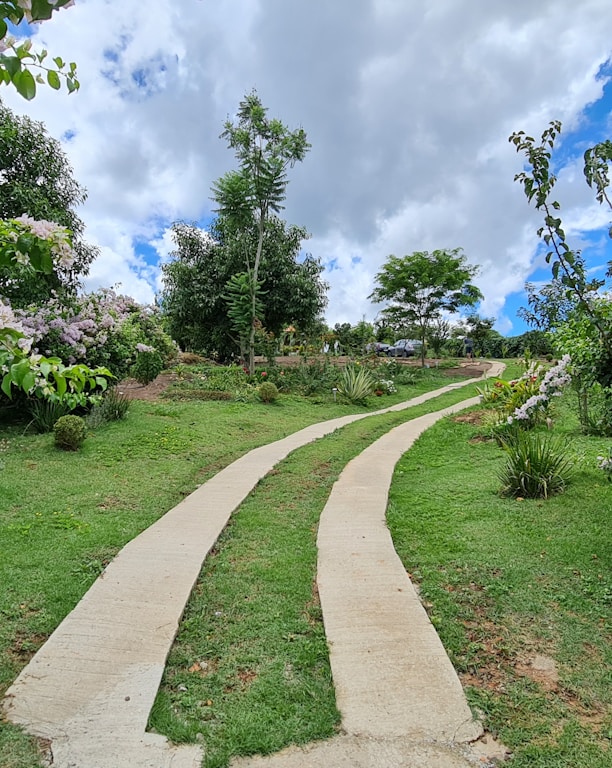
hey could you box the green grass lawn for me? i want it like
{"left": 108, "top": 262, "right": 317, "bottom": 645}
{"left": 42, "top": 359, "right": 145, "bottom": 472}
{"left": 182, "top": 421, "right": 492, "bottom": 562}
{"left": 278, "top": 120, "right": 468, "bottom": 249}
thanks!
{"left": 0, "top": 367, "right": 473, "bottom": 767}
{"left": 387, "top": 393, "right": 611, "bottom": 768}
{"left": 1, "top": 362, "right": 610, "bottom": 768}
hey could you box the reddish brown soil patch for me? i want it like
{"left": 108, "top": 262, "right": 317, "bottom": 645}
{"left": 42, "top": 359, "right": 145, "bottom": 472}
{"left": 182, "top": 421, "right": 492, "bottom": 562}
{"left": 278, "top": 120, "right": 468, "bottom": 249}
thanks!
{"left": 117, "top": 372, "right": 180, "bottom": 402}
{"left": 454, "top": 409, "right": 488, "bottom": 425}
{"left": 514, "top": 653, "right": 559, "bottom": 691}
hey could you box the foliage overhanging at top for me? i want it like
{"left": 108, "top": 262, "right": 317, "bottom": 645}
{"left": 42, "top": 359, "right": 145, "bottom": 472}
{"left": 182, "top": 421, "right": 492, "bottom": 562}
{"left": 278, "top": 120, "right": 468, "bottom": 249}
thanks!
{"left": 0, "top": 0, "right": 78, "bottom": 99}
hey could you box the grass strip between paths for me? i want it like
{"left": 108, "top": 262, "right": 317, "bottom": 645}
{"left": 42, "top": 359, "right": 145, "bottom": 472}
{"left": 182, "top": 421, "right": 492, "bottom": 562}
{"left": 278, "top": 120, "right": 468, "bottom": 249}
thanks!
{"left": 149, "top": 385, "right": 487, "bottom": 768}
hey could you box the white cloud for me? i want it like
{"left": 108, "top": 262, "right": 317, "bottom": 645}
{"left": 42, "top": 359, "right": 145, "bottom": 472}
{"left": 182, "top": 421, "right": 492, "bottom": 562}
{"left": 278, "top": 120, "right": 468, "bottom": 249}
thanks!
{"left": 3, "top": 0, "right": 612, "bottom": 337}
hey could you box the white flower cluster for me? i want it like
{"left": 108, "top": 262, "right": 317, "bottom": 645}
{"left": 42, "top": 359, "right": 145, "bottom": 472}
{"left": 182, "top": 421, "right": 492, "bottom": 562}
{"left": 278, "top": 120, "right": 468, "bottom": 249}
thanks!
{"left": 0, "top": 301, "right": 33, "bottom": 357}
{"left": 136, "top": 343, "right": 155, "bottom": 353}
{"left": 508, "top": 355, "right": 571, "bottom": 425}
{"left": 597, "top": 451, "right": 612, "bottom": 474}
{"left": 0, "top": 300, "right": 23, "bottom": 333}
{"left": 14, "top": 214, "right": 75, "bottom": 270}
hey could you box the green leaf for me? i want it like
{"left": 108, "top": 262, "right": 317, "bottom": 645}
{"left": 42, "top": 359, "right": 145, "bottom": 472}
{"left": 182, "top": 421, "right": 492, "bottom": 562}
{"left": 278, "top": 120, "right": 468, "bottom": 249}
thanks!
{"left": 0, "top": 19, "right": 7, "bottom": 39}
{"left": 1, "top": 372, "right": 12, "bottom": 398}
{"left": 53, "top": 56, "right": 64, "bottom": 69}
{"left": 13, "top": 69, "right": 36, "bottom": 100}
{"left": 2, "top": 56, "right": 21, "bottom": 76}
{"left": 53, "top": 371, "right": 67, "bottom": 398}
{"left": 31, "top": 0, "right": 55, "bottom": 21}
{"left": 21, "top": 371, "right": 35, "bottom": 393}
{"left": 47, "top": 69, "right": 61, "bottom": 90}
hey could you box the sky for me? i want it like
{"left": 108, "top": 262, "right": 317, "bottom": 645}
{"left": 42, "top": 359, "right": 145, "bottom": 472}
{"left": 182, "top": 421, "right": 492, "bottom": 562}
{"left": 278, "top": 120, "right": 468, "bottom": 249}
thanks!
{"left": 4, "top": 0, "right": 612, "bottom": 337}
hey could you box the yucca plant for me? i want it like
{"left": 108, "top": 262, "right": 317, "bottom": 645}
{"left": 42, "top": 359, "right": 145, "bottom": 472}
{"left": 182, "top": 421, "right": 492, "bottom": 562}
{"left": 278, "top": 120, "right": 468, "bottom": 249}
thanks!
{"left": 498, "top": 429, "right": 574, "bottom": 499}
{"left": 336, "top": 364, "right": 375, "bottom": 405}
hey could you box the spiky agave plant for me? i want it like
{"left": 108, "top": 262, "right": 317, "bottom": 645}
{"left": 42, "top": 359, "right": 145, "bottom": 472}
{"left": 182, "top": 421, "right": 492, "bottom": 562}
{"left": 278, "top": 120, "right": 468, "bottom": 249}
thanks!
{"left": 336, "top": 364, "right": 375, "bottom": 405}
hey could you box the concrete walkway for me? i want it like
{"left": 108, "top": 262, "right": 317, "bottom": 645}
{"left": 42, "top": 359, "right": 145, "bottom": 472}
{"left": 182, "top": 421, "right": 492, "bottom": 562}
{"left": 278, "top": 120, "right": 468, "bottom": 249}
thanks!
{"left": 3, "top": 363, "right": 504, "bottom": 768}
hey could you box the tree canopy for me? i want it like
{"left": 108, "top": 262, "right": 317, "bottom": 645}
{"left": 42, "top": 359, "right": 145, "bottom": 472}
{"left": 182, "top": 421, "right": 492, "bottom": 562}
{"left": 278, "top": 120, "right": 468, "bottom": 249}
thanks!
{"left": 0, "top": 100, "right": 97, "bottom": 306}
{"left": 511, "top": 121, "right": 612, "bottom": 431}
{"left": 160, "top": 217, "right": 327, "bottom": 359}
{"left": 369, "top": 248, "right": 482, "bottom": 365}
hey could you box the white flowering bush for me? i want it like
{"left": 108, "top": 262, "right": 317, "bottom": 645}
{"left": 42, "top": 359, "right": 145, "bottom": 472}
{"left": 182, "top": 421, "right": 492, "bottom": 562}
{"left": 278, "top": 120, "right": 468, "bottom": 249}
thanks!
{"left": 506, "top": 356, "right": 572, "bottom": 427}
{"left": 597, "top": 448, "right": 612, "bottom": 482}
{"left": 374, "top": 378, "right": 397, "bottom": 395}
{"left": 478, "top": 356, "right": 572, "bottom": 430}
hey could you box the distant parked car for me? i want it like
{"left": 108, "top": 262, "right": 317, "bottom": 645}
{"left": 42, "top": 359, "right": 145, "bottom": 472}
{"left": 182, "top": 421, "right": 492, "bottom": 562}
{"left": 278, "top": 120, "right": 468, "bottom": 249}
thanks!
{"left": 386, "top": 339, "right": 422, "bottom": 357}
{"left": 365, "top": 342, "right": 390, "bottom": 355}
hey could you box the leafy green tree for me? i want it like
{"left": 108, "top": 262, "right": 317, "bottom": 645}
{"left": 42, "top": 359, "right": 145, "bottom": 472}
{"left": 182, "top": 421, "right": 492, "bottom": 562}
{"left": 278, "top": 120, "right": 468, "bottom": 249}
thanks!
{"left": 332, "top": 320, "right": 374, "bottom": 355}
{"left": 211, "top": 90, "right": 311, "bottom": 373}
{"left": 0, "top": 0, "right": 78, "bottom": 99}
{"left": 369, "top": 248, "right": 482, "bottom": 365}
{"left": 0, "top": 101, "right": 97, "bottom": 306}
{"left": 464, "top": 313, "right": 495, "bottom": 357}
{"left": 425, "top": 317, "right": 451, "bottom": 357}
{"left": 160, "top": 217, "right": 327, "bottom": 360}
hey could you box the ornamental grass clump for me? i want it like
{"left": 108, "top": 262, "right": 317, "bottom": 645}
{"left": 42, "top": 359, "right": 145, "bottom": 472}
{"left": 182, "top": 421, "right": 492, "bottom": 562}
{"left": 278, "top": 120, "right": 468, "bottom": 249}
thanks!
{"left": 498, "top": 429, "right": 573, "bottom": 499}
{"left": 53, "top": 414, "right": 87, "bottom": 451}
{"left": 258, "top": 381, "right": 279, "bottom": 403}
{"left": 336, "top": 364, "right": 375, "bottom": 405}
{"left": 87, "top": 387, "right": 130, "bottom": 427}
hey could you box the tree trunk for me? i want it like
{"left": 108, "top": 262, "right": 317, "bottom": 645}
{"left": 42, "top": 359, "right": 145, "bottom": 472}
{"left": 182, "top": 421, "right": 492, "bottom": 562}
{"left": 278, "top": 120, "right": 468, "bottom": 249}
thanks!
{"left": 248, "top": 212, "right": 265, "bottom": 375}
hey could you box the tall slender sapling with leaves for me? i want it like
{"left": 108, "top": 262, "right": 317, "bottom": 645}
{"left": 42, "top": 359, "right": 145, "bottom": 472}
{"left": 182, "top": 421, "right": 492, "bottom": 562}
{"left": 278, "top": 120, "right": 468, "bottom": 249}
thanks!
{"left": 510, "top": 123, "right": 612, "bottom": 429}
{"left": 212, "top": 91, "right": 310, "bottom": 373}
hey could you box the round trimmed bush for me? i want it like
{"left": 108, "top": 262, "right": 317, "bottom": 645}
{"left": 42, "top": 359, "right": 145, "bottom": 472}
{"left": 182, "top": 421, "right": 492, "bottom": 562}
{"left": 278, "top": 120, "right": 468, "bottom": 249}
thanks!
{"left": 258, "top": 381, "right": 279, "bottom": 403}
{"left": 54, "top": 415, "right": 87, "bottom": 451}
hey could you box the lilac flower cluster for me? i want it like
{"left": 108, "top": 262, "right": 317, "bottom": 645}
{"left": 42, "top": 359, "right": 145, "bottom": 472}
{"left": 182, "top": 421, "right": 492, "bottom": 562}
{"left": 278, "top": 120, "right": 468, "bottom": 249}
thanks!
{"left": 16, "top": 289, "right": 138, "bottom": 364}
{"left": 508, "top": 355, "right": 571, "bottom": 425}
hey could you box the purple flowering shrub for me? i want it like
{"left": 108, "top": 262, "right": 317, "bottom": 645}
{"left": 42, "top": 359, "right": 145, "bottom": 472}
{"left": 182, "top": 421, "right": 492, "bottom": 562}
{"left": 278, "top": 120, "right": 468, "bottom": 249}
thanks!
{"left": 15, "top": 289, "right": 177, "bottom": 380}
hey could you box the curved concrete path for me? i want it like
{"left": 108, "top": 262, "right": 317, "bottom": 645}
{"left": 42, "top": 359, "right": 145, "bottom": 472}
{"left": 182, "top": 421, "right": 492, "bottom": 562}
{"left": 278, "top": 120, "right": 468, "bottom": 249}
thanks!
{"left": 3, "top": 363, "right": 504, "bottom": 768}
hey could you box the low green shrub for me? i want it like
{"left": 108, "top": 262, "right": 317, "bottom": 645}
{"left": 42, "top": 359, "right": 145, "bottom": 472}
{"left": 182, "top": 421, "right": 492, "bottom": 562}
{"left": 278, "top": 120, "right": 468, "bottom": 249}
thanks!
{"left": 258, "top": 381, "right": 279, "bottom": 403}
{"left": 131, "top": 349, "right": 164, "bottom": 385}
{"left": 498, "top": 429, "right": 573, "bottom": 499}
{"left": 54, "top": 415, "right": 87, "bottom": 451}
{"left": 282, "top": 359, "right": 338, "bottom": 395}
